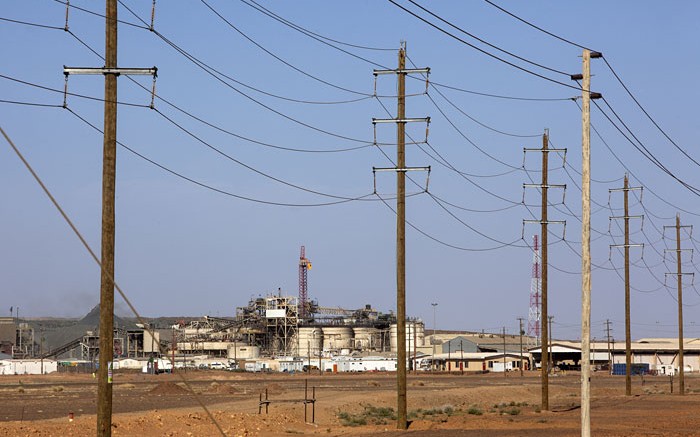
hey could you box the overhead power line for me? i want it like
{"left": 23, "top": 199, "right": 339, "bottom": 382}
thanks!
{"left": 386, "top": 0, "right": 583, "bottom": 91}
{"left": 65, "top": 107, "right": 378, "bottom": 207}
{"left": 405, "top": 0, "right": 570, "bottom": 76}
{"left": 482, "top": 0, "right": 591, "bottom": 50}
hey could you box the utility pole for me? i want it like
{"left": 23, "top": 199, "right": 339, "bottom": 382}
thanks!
{"left": 503, "top": 326, "right": 507, "bottom": 377}
{"left": 572, "top": 48, "right": 602, "bottom": 437}
{"left": 548, "top": 316, "right": 554, "bottom": 373}
{"left": 664, "top": 215, "right": 693, "bottom": 396}
{"left": 372, "top": 44, "right": 429, "bottom": 430}
{"left": 609, "top": 175, "right": 643, "bottom": 395}
{"left": 518, "top": 317, "right": 524, "bottom": 377}
{"left": 523, "top": 129, "right": 565, "bottom": 410}
{"left": 604, "top": 320, "right": 613, "bottom": 372}
{"left": 61, "top": 2, "right": 156, "bottom": 434}
{"left": 432, "top": 302, "right": 438, "bottom": 372}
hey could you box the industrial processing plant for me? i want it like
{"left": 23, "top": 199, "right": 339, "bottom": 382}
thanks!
{"left": 3, "top": 246, "right": 426, "bottom": 366}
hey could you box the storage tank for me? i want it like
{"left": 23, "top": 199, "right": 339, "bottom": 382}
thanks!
{"left": 390, "top": 322, "right": 425, "bottom": 352}
{"left": 227, "top": 343, "right": 260, "bottom": 360}
{"left": 297, "top": 327, "right": 323, "bottom": 357}
{"left": 322, "top": 326, "right": 353, "bottom": 351}
{"left": 353, "top": 327, "right": 381, "bottom": 351}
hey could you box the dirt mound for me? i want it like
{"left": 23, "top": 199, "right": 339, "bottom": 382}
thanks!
{"left": 149, "top": 382, "right": 190, "bottom": 395}
{"left": 207, "top": 382, "right": 238, "bottom": 394}
{"left": 264, "top": 383, "right": 286, "bottom": 395}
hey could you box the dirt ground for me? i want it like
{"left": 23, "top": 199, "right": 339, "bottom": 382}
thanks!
{"left": 1, "top": 370, "right": 699, "bottom": 436}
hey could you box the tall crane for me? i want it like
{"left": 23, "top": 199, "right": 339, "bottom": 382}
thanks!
{"left": 299, "top": 246, "right": 312, "bottom": 319}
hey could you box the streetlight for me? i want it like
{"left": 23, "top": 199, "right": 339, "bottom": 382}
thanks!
{"left": 431, "top": 303, "right": 438, "bottom": 371}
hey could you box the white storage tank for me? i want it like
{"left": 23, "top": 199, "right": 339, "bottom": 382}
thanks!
{"left": 353, "top": 327, "right": 381, "bottom": 351}
{"left": 227, "top": 343, "right": 260, "bottom": 360}
{"left": 297, "top": 327, "right": 323, "bottom": 357}
{"left": 390, "top": 322, "right": 425, "bottom": 352}
{"left": 322, "top": 326, "right": 353, "bottom": 351}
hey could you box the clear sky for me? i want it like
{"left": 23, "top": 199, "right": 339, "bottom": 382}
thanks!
{"left": 2, "top": 1, "right": 700, "bottom": 341}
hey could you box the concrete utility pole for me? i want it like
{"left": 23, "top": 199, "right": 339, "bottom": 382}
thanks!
{"left": 372, "top": 44, "right": 429, "bottom": 430}
{"left": 574, "top": 48, "right": 602, "bottom": 437}
{"left": 664, "top": 215, "right": 693, "bottom": 395}
{"left": 62, "top": 2, "right": 156, "bottom": 434}
{"left": 518, "top": 317, "right": 524, "bottom": 377}
{"left": 609, "top": 175, "right": 643, "bottom": 395}
{"left": 523, "top": 130, "right": 565, "bottom": 410}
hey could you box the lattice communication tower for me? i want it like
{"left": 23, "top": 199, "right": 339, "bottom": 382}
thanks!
{"left": 527, "top": 235, "right": 541, "bottom": 347}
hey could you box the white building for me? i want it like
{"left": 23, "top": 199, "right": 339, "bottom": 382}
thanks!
{"left": 0, "top": 359, "right": 57, "bottom": 375}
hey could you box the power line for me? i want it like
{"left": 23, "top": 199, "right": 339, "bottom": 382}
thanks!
{"left": 51, "top": 0, "right": 148, "bottom": 29}
{"left": 482, "top": 0, "right": 591, "bottom": 51}
{"left": 240, "top": 0, "right": 396, "bottom": 52}
{"left": 62, "top": 27, "right": 376, "bottom": 155}
{"left": 65, "top": 107, "right": 378, "bottom": 207}
{"left": 601, "top": 57, "right": 700, "bottom": 168}
{"left": 573, "top": 99, "right": 700, "bottom": 217}
{"left": 0, "top": 72, "right": 152, "bottom": 108}
{"left": 198, "top": 0, "right": 375, "bottom": 98}
{"left": 478, "top": 0, "right": 700, "bottom": 167}
{"left": 238, "top": 0, "right": 578, "bottom": 101}
{"left": 386, "top": 0, "right": 583, "bottom": 91}
{"left": 405, "top": 0, "right": 570, "bottom": 76}
{"left": 0, "top": 16, "right": 63, "bottom": 30}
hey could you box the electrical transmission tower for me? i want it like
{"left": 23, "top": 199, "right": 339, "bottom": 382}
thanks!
{"left": 527, "top": 235, "right": 541, "bottom": 349}
{"left": 298, "top": 246, "right": 312, "bottom": 319}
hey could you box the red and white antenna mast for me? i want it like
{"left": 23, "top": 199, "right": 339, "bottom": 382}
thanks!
{"left": 298, "top": 246, "right": 312, "bottom": 319}
{"left": 527, "top": 235, "right": 541, "bottom": 347}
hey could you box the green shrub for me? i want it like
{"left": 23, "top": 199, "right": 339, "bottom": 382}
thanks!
{"left": 467, "top": 407, "right": 483, "bottom": 416}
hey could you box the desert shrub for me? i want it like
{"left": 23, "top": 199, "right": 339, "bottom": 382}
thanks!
{"left": 467, "top": 407, "right": 483, "bottom": 416}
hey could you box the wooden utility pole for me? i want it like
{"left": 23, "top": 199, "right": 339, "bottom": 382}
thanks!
{"left": 61, "top": 3, "right": 156, "bottom": 434}
{"left": 548, "top": 316, "right": 554, "bottom": 372}
{"left": 97, "top": 1, "right": 118, "bottom": 434}
{"left": 395, "top": 46, "right": 407, "bottom": 428}
{"left": 663, "top": 214, "right": 692, "bottom": 395}
{"left": 576, "top": 47, "right": 601, "bottom": 437}
{"left": 503, "top": 327, "right": 507, "bottom": 377}
{"left": 523, "top": 130, "right": 565, "bottom": 410}
{"left": 372, "top": 45, "right": 430, "bottom": 430}
{"left": 609, "top": 175, "right": 643, "bottom": 395}
{"left": 605, "top": 320, "right": 612, "bottom": 372}
{"left": 676, "top": 215, "right": 684, "bottom": 395}
{"left": 540, "top": 131, "right": 550, "bottom": 405}
{"left": 518, "top": 317, "right": 524, "bottom": 377}
{"left": 580, "top": 48, "right": 592, "bottom": 437}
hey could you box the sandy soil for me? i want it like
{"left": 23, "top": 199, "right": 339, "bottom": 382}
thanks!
{"left": 1, "top": 370, "right": 699, "bottom": 436}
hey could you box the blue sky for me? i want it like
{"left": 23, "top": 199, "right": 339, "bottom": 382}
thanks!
{"left": 2, "top": 1, "right": 700, "bottom": 341}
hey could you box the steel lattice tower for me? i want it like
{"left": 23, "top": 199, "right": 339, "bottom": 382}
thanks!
{"left": 298, "top": 246, "right": 311, "bottom": 319}
{"left": 527, "top": 235, "right": 541, "bottom": 347}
